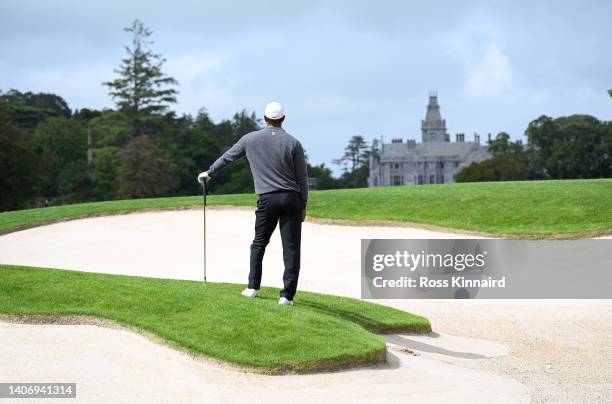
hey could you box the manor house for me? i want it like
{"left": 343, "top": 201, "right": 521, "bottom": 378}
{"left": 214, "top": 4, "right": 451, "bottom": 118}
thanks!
{"left": 368, "top": 93, "right": 491, "bottom": 186}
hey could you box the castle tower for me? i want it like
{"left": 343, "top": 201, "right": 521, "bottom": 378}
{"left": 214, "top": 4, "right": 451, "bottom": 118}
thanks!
{"left": 421, "top": 91, "right": 448, "bottom": 142}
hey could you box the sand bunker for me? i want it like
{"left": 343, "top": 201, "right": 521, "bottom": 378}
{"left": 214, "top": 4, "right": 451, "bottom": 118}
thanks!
{"left": 0, "top": 209, "right": 609, "bottom": 403}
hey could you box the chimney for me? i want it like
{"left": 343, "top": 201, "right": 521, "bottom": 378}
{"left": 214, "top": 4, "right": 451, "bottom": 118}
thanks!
{"left": 391, "top": 138, "right": 403, "bottom": 143}
{"left": 474, "top": 133, "right": 480, "bottom": 144}
{"left": 488, "top": 133, "right": 491, "bottom": 143}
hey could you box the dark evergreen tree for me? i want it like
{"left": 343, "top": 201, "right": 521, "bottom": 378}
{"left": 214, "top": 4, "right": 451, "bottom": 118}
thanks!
{"left": 0, "top": 106, "right": 36, "bottom": 210}
{"left": 103, "top": 19, "right": 178, "bottom": 134}
{"left": 333, "top": 135, "right": 369, "bottom": 172}
{"left": 334, "top": 135, "right": 370, "bottom": 187}
{"left": 116, "top": 135, "right": 178, "bottom": 198}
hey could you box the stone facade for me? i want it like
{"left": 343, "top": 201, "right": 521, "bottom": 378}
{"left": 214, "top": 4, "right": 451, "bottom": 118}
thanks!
{"left": 368, "top": 93, "right": 492, "bottom": 187}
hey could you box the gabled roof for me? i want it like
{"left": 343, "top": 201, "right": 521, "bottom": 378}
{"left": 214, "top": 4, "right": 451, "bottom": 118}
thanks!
{"left": 380, "top": 141, "right": 490, "bottom": 160}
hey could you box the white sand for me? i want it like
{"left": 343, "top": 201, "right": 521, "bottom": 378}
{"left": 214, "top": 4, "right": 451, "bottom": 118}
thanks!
{"left": 0, "top": 321, "right": 525, "bottom": 404}
{"left": 0, "top": 209, "right": 609, "bottom": 403}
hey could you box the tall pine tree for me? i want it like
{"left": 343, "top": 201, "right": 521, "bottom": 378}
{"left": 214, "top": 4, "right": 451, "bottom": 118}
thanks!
{"left": 103, "top": 19, "right": 178, "bottom": 133}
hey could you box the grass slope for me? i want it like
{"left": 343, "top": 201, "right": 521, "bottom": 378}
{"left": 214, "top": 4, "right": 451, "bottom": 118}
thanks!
{"left": 0, "top": 179, "right": 610, "bottom": 238}
{"left": 0, "top": 265, "right": 430, "bottom": 373}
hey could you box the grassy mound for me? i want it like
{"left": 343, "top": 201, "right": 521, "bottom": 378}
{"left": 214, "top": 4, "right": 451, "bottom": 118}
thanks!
{"left": 0, "top": 179, "right": 610, "bottom": 238}
{"left": 0, "top": 265, "right": 430, "bottom": 373}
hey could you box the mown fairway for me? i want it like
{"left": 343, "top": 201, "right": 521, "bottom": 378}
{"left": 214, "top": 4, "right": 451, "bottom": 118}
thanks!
{"left": 0, "top": 179, "right": 610, "bottom": 238}
{"left": 0, "top": 265, "right": 430, "bottom": 373}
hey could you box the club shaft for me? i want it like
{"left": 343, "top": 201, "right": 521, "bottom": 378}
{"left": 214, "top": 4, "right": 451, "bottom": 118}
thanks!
{"left": 203, "top": 182, "right": 207, "bottom": 283}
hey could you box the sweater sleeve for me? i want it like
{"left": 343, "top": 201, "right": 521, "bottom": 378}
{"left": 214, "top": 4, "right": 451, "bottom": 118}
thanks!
{"left": 207, "top": 135, "right": 247, "bottom": 176}
{"left": 293, "top": 141, "right": 309, "bottom": 208}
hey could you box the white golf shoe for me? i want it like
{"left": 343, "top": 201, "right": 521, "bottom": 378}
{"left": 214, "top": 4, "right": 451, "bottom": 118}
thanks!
{"left": 278, "top": 297, "right": 293, "bottom": 306}
{"left": 241, "top": 288, "right": 257, "bottom": 298}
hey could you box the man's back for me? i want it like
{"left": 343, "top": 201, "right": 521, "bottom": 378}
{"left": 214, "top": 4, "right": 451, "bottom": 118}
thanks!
{"left": 207, "top": 126, "right": 309, "bottom": 207}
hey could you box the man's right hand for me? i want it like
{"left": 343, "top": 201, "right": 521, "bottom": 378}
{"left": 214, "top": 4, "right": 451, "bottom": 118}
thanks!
{"left": 197, "top": 171, "right": 210, "bottom": 184}
{"left": 301, "top": 209, "right": 306, "bottom": 222}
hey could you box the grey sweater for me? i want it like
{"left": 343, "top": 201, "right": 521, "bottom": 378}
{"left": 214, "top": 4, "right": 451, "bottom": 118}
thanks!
{"left": 207, "top": 126, "right": 309, "bottom": 207}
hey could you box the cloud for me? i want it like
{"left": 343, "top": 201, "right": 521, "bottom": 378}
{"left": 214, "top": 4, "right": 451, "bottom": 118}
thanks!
{"left": 1, "top": 0, "right": 611, "bottom": 171}
{"left": 464, "top": 44, "right": 513, "bottom": 97}
{"left": 14, "top": 64, "right": 113, "bottom": 111}
{"left": 165, "top": 53, "right": 222, "bottom": 85}
{"left": 436, "top": 8, "right": 513, "bottom": 98}
{"left": 163, "top": 53, "right": 233, "bottom": 117}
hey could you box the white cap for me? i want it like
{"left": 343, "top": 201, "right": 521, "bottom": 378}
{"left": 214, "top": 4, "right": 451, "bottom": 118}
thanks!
{"left": 264, "top": 101, "right": 285, "bottom": 120}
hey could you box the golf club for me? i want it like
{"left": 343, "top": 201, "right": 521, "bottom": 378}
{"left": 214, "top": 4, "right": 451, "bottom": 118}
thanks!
{"left": 202, "top": 179, "right": 207, "bottom": 283}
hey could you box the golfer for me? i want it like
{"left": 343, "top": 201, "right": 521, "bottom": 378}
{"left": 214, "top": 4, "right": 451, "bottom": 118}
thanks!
{"left": 198, "top": 101, "right": 308, "bottom": 306}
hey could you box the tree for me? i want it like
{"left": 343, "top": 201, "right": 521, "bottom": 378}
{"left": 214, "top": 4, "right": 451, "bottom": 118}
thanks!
{"left": 0, "top": 107, "right": 36, "bottom": 210}
{"left": 116, "top": 135, "right": 178, "bottom": 198}
{"left": 0, "top": 89, "right": 71, "bottom": 130}
{"left": 333, "top": 135, "right": 370, "bottom": 188}
{"left": 338, "top": 164, "right": 370, "bottom": 188}
{"left": 307, "top": 163, "right": 337, "bottom": 189}
{"left": 488, "top": 132, "right": 524, "bottom": 157}
{"left": 90, "top": 147, "right": 121, "bottom": 200}
{"left": 155, "top": 113, "right": 221, "bottom": 196}
{"left": 334, "top": 135, "right": 369, "bottom": 172}
{"left": 526, "top": 114, "right": 611, "bottom": 179}
{"left": 194, "top": 108, "right": 215, "bottom": 132}
{"left": 57, "top": 160, "right": 90, "bottom": 203}
{"left": 456, "top": 156, "right": 527, "bottom": 182}
{"left": 89, "top": 111, "right": 135, "bottom": 147}
{"left": 32, "top": 116, "right": 87, "bottom": 198}
{"left": 456, "top": 132, "right": 528, "bottom": 182}
{"left": 208, "top": 111, "right": 259, "bottom": 195}
{"left": 103, "top": 19, "right": 178, "bottom": 133}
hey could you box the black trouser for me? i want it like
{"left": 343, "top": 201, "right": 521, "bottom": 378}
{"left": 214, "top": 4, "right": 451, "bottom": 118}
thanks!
{"left": 249, "top": 190, "right": 302, "bottom": 300}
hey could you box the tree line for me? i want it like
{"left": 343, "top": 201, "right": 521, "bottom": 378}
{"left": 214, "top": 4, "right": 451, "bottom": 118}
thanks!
{"left": 0, "top": 20, "right": 340, "bottom": 211}
{"left": 456, "top": 115, "right": 612, "bottom": 182}
{"left": 332, "top": 115, "right": 612, "bottom": 187}
{"left": 1, "top": 19, "right": 609, "bottom": 211}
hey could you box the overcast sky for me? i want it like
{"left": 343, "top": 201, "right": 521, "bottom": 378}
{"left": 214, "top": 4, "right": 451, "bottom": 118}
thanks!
{"left": 1, "top": 0, "right": 610, "bottom": 169}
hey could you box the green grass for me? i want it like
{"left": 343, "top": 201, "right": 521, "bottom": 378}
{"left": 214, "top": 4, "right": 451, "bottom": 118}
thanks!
{"left": 0, "top": 265, "right": 430, "bottom": 373}
{"left": 0, "top": 179, "right": 610, "bottom": 238}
